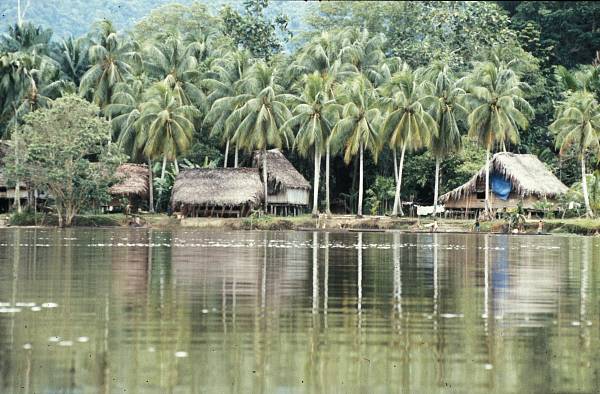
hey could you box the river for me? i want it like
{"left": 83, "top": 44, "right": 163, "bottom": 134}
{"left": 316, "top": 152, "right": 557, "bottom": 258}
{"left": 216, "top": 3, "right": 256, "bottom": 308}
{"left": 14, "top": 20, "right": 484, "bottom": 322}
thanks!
{"left": 0, "top": 228, "right": 598, "bottom": 393}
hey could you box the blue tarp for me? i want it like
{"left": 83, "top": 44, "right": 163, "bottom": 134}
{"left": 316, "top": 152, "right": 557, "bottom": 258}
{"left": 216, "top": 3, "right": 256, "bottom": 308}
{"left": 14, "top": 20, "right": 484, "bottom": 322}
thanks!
{"left": 491, "top": 174, "right": 512, "bottom": 200}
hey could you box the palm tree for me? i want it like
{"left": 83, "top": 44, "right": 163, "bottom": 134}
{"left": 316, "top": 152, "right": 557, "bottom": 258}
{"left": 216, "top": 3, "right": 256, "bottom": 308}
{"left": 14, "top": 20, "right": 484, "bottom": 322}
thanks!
{"left": 331, "top": 75, "right": 381, "bottom": 217}
{"left": 80, "top": 20, "right": 138, "bottom": 109}
{"left": 51, "top": 36, "right": 90, "bottom": 87}
{"left": 295, "top": 31, "right": 350, "bottom": 215}
{"left": 550, "top": 91, "right": 600, "bottom": 218}
{"left": 105, "top": 80, "right": 156, "bottom": 212}
{"left": 137, "top": 81, "right": 200, "bottom": 180}
{"left": 203, "top": 50, "right": 253, "bottom": 168}
{"left": 464, "top": 61, "right": 533, "bottom": 217}
{"left": 380, "top": 65, "right": 437, "bottom": 216}
{"left": 228, "top": 62, "right": 293, "bottom": 212}
{"left": 419, "top": 64, "right": 466, "bottom": 216}
{"left": 143, "top": 32, "right": 206, "bottom": 109}
{"left": 0, "top": 22, "right": 53, "bottom": 55}
{"left": 285, "top": 72, "right": 340, "bottom": 217}
{"left": 339, "top": 28, "right": 387, "bottom": 86}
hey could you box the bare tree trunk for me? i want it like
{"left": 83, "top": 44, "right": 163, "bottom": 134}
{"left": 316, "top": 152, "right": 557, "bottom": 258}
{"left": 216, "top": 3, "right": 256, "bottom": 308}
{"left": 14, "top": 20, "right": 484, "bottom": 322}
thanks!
{"left": 312, "top": 148, "right": 321, "bottom": 217}
{"left": 147, "top": 158, "right": 154, "bottom": 213}
{"left": 234, "top": 143, "right": 239, "bottom": 168}
{"left": 325, "top": 142, "right": 331, "bottom": 216}
{"left": 357, "top": 143, "right": 364, "bottom": 218}
{"left": 485, "top": 148, "right": 491, "bottom": 218}
{"left": 223, "top": 139, "right": 229, "bottom": 168}
{"left": 392, "top": 142, "right": 407, "bottom": 216}
{"left": 581, "top": 155, "right": 594, "bottom": 218}
{"left": 433, "top": 157, "right": 440, "bottom": 217}
{"left": 174, "top": 158, "right": 179, "bottom": 174}
{"left": 262, "top": 149, "right": 268, "bottom": 212}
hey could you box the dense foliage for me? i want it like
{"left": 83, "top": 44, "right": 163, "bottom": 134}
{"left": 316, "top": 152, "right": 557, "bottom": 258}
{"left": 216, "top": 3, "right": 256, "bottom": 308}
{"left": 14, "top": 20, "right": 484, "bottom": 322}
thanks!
{"left": 2, "top": 0, "right": 600, "bottom": 219}
{"left": 4, "top": 96, "right": 123, "bottom": 226}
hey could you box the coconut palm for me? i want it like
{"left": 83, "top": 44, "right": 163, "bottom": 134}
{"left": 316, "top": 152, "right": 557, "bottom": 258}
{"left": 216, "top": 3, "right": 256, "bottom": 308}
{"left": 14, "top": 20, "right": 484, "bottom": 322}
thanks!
{"left": 105, "top": 80, "right": 157, "bottom": 212}
{"left": 143, "top": 32, "right": 206, "bottom": 109}
{"left": 80, "top": 20, "right": 139, "bottom": 109}
{"left": 285, "top": 72, "right": 340, "bottom": 216}
{"left": 294, "top": 31, "right": 356, "bottom": 215}
{"left": 419, "top": 64, "right": 467, "bottom": 216}
{"left": 228, "top": 62, "right": 293, "bottom": 212}
{"left": 51, "top": 36, "right": 90, "bottom": 87}
{"left": 331, "top": 75, "right": 381, "bottom": 217}
{"left": 203, "top": 50, "right": 253, "bottom": 168}
{"left": 550, "top": 91, "right": 600, "bottom": 218}
{"left": 339, "top": 28, "right": 387, "bottom": 86}
{"left": 380, "top": 65, "right": 438, "bottom": 216}
{"left": 463, "top": 61, "right": 534, "bottom": 217}
{"left": 136, "top": 81, "right": 200, "bottom": 180}
{"left": 0, "top": 22, "right": 53, "bottom": 55}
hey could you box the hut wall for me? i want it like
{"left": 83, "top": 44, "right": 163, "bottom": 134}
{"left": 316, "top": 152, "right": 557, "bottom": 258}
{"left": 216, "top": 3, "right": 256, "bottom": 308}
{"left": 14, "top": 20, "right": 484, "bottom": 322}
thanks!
{"left": 444, "top": 192, "right": 554, "bottom": 210}
{"left": 268, "top": 188, "right": 309, "bottom": 205}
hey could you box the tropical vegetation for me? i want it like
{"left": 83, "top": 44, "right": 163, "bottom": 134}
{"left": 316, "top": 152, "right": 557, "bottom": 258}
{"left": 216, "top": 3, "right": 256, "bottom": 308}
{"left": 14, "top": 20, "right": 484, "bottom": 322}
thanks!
{"left": 2, "top": 0, "right": 600, "bottom": 223}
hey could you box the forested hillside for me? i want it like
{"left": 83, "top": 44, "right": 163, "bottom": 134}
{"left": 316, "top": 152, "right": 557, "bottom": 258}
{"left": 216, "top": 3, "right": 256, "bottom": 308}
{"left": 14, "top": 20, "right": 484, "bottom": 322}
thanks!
{"left": 3, "top": 0, "right": 600, "bottom": 218}
{"left": 0, "top": 0, "right": 313, "bottom": 38}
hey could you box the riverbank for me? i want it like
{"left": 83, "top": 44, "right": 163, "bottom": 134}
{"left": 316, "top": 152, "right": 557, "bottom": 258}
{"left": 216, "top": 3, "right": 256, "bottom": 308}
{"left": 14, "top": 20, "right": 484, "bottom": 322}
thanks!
{"left": 3, "top": 212, "right": 600, "bottom": 235}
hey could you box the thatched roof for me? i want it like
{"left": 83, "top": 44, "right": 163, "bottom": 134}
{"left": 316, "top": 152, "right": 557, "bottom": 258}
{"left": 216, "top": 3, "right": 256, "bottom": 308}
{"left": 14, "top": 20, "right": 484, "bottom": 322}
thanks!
{"left": 439, "top": 152, "right": 568, "bottom": 203}
{"left": 171, "top": 168, "right": 264, "bottom": 207}
{"left": 0, "top": 170, "right": 6, "bottom": 187}
{"left": 252, "top": 149, "right": 310, "bottom": 192}
{"left": 108, "top": 164, "right": 150, "bottom": 198}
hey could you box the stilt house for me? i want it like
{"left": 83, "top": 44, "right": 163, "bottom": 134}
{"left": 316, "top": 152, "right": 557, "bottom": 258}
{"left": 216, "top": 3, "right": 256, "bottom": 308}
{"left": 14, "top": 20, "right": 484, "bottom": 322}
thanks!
{"left": 108, "top": 164, "right": 151, "bottom": 212}
{"left": 253, "top": 149, "right": 310, "bottom": 216}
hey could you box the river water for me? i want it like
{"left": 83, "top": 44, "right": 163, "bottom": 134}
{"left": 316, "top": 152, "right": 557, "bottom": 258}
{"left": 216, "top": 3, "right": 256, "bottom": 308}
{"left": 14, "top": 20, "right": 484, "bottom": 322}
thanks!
{"left": 0, "top": 228, "right": 599, "bottom": 393}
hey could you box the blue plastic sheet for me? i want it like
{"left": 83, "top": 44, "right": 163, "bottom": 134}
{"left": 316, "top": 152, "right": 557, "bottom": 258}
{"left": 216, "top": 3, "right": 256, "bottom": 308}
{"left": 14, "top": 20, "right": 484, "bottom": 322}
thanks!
{"left": 491, "top": 173, "right": 512, "bottom": 200}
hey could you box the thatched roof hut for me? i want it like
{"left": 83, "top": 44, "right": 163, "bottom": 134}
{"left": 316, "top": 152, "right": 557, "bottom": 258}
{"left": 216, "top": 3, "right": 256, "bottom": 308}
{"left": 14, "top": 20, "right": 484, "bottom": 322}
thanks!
{"left": 252, "top": 149, "right": 310, "bottom": 212}
{"left": 253, "top": 149, "right": 310, "bottom": 192}
{"left": 171, "top": 168, "right": 264, "bottom": 217}
{"left": 439, "top": 152, "right": 568, "bottom": 210}
{"left": 108, "top": 164, "right": 150, "bottom": 198}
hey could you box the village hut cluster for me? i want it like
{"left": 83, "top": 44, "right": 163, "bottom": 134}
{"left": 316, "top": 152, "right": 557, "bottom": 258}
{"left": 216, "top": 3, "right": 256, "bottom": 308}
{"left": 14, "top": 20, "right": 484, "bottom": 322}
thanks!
{"left": 439, "top": 152, "right": 569, "bottom": 218}
{"left": 170, "top": 149, "right": 310, "bottom": 217}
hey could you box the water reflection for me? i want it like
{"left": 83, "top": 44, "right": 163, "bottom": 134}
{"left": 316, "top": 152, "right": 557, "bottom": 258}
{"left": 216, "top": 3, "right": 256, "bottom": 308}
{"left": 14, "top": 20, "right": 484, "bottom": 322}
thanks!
{"left": 0, "top": 228, "right": 599, "bottom": 393}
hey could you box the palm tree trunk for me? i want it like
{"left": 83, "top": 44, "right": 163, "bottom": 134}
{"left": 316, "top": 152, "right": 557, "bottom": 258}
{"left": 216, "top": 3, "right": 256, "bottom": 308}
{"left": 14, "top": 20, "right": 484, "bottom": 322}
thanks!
{"left": 581, "top": 154, "right": 594, "bottom": 218}
{"left": 174, "top": 158, "right": 179, "bottom": 174}
{"left": 357, "top": 142, "right": 364, "bottom": 218}
{"left": 262, "top": 149, "right": 268, "bottom": 213}
{"left": 325, "top": 142, "right": 331, "bottom": 216}
{"left": 234, "top": 143, "right": 239, "bottom": 168}
{"left": 147, "top": 158, "right": 154, "bottom": 213}
{"left": 161, "top": 156, "right": 167, "bottom": 180}
{"left": 485, "top": 148, "right": 491, "bottom": 218}
{"left": 393, "top": 148, "right": 398, "bottom": 183}
{"left": 224, "top": 139, "right": 229, "bottom": 168}
{"left": 15, "top": 181, "right": 21, "bottom": 214}
{"left": 312, "top": 148, "right": 321, "bottom": 217}
{"left": 392, "top": 142, "right": 407, "bottom": 216}
{"left": 433, "top": 157, "right": 440, "bottom": 217}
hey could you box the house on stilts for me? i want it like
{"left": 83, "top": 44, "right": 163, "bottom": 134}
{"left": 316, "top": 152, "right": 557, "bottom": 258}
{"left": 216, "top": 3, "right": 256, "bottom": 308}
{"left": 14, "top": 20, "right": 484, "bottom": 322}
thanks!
{"left": 107, "top": 164, "right": 151, "bottom": 213}
{"left": 170, "top": 168, "right": 264, "bottom": 217}
{"left": 252, "top": 149, "right": 310, "bottom": 216}
{"left": 439, "top": 152, "right": 568, "bottom": 217}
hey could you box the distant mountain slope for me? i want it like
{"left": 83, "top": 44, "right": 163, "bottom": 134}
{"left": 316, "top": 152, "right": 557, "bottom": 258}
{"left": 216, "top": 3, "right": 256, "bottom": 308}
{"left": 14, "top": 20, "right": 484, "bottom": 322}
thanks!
{"left": 0, "top": 0, "right": 314, "bottom": 38}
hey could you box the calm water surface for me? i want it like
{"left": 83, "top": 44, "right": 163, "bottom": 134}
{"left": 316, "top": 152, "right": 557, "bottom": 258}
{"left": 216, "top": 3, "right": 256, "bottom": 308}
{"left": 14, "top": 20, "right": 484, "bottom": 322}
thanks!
{"left": 0, "top": 228, "right": 599, "bottom": 393}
